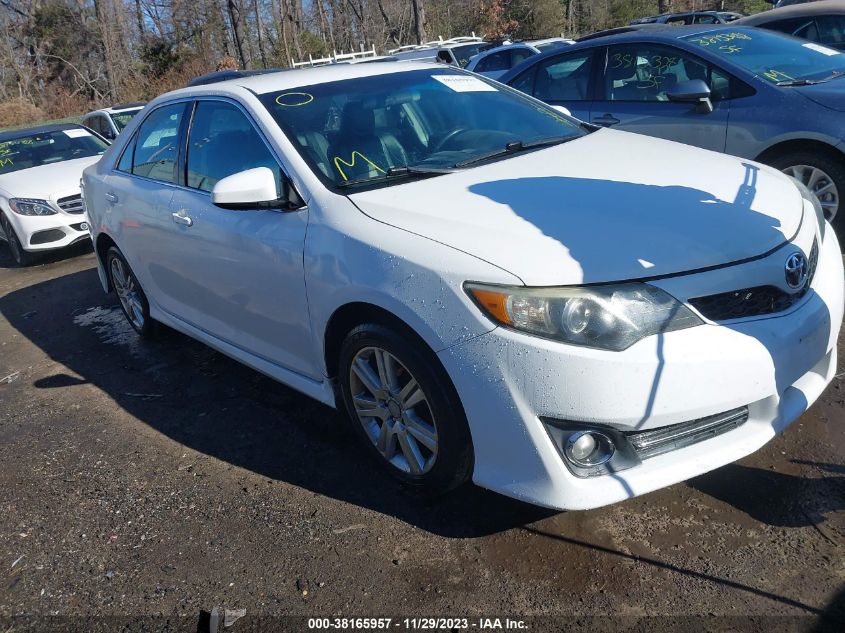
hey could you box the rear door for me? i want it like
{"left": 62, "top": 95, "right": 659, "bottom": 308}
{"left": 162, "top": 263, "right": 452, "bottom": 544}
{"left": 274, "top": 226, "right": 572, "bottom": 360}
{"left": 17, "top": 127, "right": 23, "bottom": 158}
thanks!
{"left": 590, "top": 43, "right": 730, "bottom": 152}
{"left": 104, "top": 102, "right": 188, "bottom": 297}
{"left": 508, "top": 49, "right": 596, "bottom": 121}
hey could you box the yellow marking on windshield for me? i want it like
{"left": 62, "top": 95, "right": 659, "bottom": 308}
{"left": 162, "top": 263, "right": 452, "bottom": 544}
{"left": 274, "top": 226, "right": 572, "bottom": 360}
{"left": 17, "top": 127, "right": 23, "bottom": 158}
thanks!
{"left": 690, "top": 32, "right": 752, "bottom": 47}
{"left": 0, "top": 158, "right": 13, "bottom": 168}
{"left": 275, "top": 92, "right": 314, "bottom": 107}
{"left": 763, "top": 69, "right": 793, "bottom": 82}
{"left": 334, "top": 152, "right": 386, "bottom": 181}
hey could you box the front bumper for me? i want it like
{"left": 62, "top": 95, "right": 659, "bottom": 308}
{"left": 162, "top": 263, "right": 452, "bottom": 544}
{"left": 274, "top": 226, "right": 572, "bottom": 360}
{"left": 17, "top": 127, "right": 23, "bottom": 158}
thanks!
{"left": 438, "top": 227, "right": 844, "bottom": 511}
{"left": 4, "top": 193, "right": 90, "bottom": 253}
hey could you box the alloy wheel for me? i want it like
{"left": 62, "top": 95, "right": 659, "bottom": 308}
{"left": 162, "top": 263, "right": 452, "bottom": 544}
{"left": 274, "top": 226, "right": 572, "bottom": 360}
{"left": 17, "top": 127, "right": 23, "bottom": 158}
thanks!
{"left": 782, "top": 164, "right": 840, "bottom": 223}
{"left": 349, "top": 346, "right": 439, "bottom": 475}
{"left": 110, "top": 257, "right": 145, "bottom": 330}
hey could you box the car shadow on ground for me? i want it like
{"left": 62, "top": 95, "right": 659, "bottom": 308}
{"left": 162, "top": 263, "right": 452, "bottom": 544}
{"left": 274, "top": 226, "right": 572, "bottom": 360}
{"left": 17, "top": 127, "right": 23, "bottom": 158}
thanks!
{"left": 688, "top": 463, "right": 844, "bottom": 530}
{"left": 0, "top": 267, "right": 555, "bottom": 538}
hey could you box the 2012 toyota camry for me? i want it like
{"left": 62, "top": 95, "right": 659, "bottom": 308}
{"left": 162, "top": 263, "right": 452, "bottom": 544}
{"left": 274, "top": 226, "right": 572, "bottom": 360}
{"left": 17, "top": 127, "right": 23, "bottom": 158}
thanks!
{"left": 81, "top": 63, "right": 844, "bottom": 510}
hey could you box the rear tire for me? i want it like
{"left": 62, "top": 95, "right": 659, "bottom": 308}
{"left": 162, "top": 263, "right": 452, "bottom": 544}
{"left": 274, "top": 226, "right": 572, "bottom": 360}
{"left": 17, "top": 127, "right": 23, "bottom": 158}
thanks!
{"left": 106, "top": 246, "right": 157, "bottom": 339}
{"left": 1, "top": 213, "right": 37, "bottom": 267}
{"left": 338, "top": 322, "right": 473, "bottom": 495}
{"left": 767, "top": 150, "right": 845, "bottom": 236}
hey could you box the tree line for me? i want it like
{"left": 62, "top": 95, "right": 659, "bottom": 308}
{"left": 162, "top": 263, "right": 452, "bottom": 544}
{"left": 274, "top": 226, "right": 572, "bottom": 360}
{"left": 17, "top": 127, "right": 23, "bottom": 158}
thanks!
{"left": 0, "top": 0, "right": 768, "bottom": 126}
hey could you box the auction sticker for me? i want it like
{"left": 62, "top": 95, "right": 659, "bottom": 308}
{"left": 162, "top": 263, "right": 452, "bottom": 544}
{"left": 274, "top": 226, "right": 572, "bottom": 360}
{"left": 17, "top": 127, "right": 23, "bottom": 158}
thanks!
{"left": 63, "top": 128, "right": 92, "bottom": 138}
{"left": 433, "top": 75, "right": 497, "bottom": 92}
{"left": 803, "top": 42, "right": 840, "bottom": 57}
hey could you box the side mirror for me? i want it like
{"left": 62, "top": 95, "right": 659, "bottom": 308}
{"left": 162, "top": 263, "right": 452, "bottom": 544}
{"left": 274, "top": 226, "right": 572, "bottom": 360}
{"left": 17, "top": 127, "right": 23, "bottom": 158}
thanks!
{"left": 212, "top": 167, "right": 304, "bottom": 211}
{"left": 551, "top": 105, "right": 572, "bottom": 117}
{"left": 667, "top": 79, "right": 714, "bottom": 113}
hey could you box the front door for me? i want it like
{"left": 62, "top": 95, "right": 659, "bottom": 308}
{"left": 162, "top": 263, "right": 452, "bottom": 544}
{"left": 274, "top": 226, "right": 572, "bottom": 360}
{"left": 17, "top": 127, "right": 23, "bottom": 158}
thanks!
{"left": 154, "top": 99, "right": 317, "bottom": 378}
{"left": 591, "top": 44, "right": 730, "bottom": 153}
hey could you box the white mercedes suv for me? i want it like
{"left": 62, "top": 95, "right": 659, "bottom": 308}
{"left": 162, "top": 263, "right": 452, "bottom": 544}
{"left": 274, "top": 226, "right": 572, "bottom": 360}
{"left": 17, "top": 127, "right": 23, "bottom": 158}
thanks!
{"left": 82, "top": 63, "right": 843, "bottom": 510}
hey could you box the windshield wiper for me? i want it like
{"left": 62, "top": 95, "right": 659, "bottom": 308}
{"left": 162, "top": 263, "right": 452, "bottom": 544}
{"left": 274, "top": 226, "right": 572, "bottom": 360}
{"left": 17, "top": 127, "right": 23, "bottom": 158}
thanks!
{"left": 777, "top": 71, "right": 845, "bottom": 87}
{"left": 453, "top": 136, "right": 573, "bottom": 169}
{"left": 336, "top": 164, "right": 454, "bottom": 188}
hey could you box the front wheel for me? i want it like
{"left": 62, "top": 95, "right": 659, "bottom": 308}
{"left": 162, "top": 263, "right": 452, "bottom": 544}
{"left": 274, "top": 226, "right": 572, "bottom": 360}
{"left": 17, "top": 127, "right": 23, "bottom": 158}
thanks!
{"left": 106, "top": 246, "right": 156, "bottom": 338}
{"left": 1, "top": 214, "right": 37, "bottom": 267}
{"left": 769, "top": 151, "right": 845, "bottom": 234}
{"left": 338, "top": 323, "right": 473, "bottom": 494}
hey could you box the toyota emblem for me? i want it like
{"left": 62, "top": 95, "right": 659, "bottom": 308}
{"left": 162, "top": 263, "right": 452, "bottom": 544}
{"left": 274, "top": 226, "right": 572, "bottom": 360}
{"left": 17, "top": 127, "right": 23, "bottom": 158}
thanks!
{"left": 784, "top": 252, "right": 809, "bottom": 290}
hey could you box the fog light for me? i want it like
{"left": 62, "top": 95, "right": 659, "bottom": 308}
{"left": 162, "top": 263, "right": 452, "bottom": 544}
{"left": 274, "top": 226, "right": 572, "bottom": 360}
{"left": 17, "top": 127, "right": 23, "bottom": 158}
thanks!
{"left": 564, "top": 431, "right": 615, "bottom": 467}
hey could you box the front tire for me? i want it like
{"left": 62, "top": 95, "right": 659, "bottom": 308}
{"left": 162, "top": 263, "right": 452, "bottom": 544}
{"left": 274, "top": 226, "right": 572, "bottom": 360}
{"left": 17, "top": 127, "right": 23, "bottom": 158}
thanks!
{"left": 338, "top": 323, "right": 473, "bottom": 495}
{"left": 768, "top": 151, "right": 845, "bottom": 234}
{"left": 1, "top": 214, "right": 37, "bottom": 267}
{"left": 106, "top": 246, "right": 156, "bottom": 338}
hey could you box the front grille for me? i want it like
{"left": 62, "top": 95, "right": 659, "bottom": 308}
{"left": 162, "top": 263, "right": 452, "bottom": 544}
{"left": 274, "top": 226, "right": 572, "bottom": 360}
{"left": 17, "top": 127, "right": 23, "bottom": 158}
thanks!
{"left": 626, "top": 406, "right": 749, "bottom": 460}
{"left": 57, "top": 194, "right": 84, "bottom": 214}
{"left": 689, "top": 240, "right": 818, "bottom": 321}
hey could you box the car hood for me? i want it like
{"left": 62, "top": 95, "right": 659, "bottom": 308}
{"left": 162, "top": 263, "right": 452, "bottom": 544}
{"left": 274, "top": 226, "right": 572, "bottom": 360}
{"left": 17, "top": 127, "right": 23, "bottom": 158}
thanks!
{"left": 0, "top": 156, "right": 101, "bottom": 201}
{"left": 795, "top": 81, "right": 845, "bottom": 112}
{"left": 347, "top": 130, "right": 803, "bottom": 286}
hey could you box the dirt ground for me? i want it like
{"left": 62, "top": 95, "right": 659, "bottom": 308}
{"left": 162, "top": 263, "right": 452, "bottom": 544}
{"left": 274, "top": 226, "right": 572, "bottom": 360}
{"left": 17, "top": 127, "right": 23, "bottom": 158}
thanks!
{"left": 0, "top": 244, "right": 843, "bottom": 633}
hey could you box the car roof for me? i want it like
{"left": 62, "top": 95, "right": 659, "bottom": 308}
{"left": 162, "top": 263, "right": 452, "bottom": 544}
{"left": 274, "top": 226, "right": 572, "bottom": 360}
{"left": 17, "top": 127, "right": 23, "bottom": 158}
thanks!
{"left": 162, "top": 61, "right": 445, "bottom": 99}
{"left": 735, "top": 0, "right": 845, "bottom": 24}
{"left": 0, "top": 122, "right": 86, "bottom": 142}
{"left": 106, "top": 102, "right": 147, "bottom": 112}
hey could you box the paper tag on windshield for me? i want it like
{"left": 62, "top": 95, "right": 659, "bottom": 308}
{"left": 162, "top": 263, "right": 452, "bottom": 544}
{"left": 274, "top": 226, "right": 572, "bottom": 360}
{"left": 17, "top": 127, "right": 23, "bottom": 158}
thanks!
{"left": 803, "top": 42, "right": 840, "bottom": 57}
{"left": 63, "top": 128, "right": 92, "bottom": 138}
{"left": 433, "top": 75, "right": 497, "bottom": 92}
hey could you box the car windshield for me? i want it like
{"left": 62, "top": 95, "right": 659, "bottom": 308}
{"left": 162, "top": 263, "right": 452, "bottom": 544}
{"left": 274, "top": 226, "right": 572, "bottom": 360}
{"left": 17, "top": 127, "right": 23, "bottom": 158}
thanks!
{"left": 450, "top": 43, "right": 492, "bottom": 67}
{"left": 110, "top": 109, "right": 141, "bottom": 131}
{"left": 681, "top": 29, "right": 845, "bottom": 83}
{"left": 259, "top": 68, "right": 584, "bottom": 189}
{"left": 0, "top": 128, "right": 108, "bottom": 175}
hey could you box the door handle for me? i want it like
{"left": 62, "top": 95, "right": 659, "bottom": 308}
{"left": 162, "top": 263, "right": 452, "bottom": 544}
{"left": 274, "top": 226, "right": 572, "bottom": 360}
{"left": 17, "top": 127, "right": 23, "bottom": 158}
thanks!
{"left": 592, "top": 114, "right": 621, "bottom": 127}
{"left": 105, "top": 192, "right": 118, "bottom": 203}
{"left": 171, "top": 210, "right": 193, "bottom": 227}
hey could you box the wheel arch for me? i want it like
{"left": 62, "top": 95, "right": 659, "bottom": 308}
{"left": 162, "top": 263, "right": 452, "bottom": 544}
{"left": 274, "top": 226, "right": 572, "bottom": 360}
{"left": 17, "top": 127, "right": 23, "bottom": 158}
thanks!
{"left": 756, "top": 138, "right": 845, "bottom": 165}
{"left": 94, "top": 232, "right": 118, "bottom": 292}
{"left": 323, "top": 301, "right": 436, "bottom": 380}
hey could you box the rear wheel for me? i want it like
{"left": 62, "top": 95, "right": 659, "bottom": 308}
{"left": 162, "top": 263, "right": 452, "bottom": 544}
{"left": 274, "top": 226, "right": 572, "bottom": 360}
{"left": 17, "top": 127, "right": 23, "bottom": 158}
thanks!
{"left": 768, "top": 151, "right": 845, "bottom": 234}
{"left": 106, "top": 246, "right": 156, "bottom": 338}
{"left": 338, "top": 323, "right": 473, "bottom": 494}
{"left": 1, "top": 213, "right": 37, "bottom": 267}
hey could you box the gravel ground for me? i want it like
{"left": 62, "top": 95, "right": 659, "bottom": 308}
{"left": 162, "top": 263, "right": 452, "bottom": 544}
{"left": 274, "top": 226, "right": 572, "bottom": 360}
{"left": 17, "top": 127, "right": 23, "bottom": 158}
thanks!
{"left": 0, "top": 244, "right": 842, "bottom": 633}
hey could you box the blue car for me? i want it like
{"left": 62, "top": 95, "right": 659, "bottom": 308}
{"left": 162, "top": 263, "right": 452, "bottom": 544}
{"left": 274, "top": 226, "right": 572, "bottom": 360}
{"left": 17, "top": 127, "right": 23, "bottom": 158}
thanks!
{"left": 500, "top": 25, "right": 845, "bottom": 233}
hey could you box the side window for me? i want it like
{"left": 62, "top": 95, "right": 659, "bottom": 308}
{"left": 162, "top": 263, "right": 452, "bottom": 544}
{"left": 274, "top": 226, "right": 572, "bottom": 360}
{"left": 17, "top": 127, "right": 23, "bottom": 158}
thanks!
{"left": 764, "top": 17, "right": 815, "bottom": 37}
{"left": 605, "top": 45, "right": 731, "bottom": 102}
{"left": 533, "top": 52, "right": 593, "bottom": 102}
{"left": 476, "top": 51, "right": 510, "bottom": 73}
{"left": 186, "top": 100, "right": 280, "bottom": 194}
{"left": 511, "top": 48, "right": 534, "bottom": 66}
{"left": 86, "top": 116, "right": 103, "bottom": 136}
{"left": 132, "top": 103, "right": 185, "bottom": 183}
{"left": 117, "top": 133, "right": 136, "bottom": 172}
{"left": 816, "top": 15, "right": 845, "bottom": 48}
{"left": 509, "top": 67, "right": 537, "bottom": 95}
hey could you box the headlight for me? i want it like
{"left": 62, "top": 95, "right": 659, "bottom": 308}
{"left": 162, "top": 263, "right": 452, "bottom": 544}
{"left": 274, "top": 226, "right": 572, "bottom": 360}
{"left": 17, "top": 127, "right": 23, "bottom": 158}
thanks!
{"left": 9, "top": 198, "right": 57, "bottom": 216}
{"left": 790, "top": 177, "right": 826, "bottom": 232}
{"left": 466, "top": 282, "right": 703, "bottom": 351}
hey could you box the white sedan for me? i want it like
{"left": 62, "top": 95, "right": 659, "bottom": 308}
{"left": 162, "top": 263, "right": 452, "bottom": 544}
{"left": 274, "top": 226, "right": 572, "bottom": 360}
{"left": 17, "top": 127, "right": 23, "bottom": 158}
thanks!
{"left": 1, "top": 124, "right": 107, "bottom": 266}
{"left": 82, "top": 63, "right": 843, "bottom": 510}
